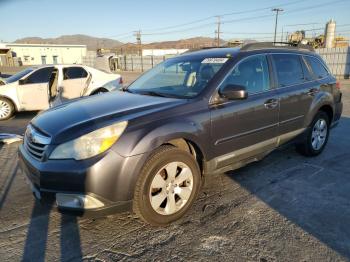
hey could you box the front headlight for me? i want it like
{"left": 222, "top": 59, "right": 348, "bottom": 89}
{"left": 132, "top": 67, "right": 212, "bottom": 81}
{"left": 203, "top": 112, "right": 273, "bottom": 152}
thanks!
{"left": 49, "top": 121, "right": 127, "bottom": 160}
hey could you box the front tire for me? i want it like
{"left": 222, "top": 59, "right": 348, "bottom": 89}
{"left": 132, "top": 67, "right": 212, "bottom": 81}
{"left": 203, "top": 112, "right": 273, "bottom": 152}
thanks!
{"left": 133, "top": 145, "right": 201, "bottom": 226}
{"left": 0, "top": 97, "right": 15, "bottom": 120}
{"left": 296, "top": 111, "right": 330, "bottom": 156}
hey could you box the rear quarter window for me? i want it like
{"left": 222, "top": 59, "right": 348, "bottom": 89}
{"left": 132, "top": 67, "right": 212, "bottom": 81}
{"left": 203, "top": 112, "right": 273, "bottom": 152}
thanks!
{"left": 304, "top": 56, "right": 329, "bottom": 79}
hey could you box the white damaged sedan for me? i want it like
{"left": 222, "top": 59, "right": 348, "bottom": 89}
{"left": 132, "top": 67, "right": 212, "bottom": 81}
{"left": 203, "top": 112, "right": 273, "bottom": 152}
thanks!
{"left": 0, "top": 65, "right": 122, "bottom": 120}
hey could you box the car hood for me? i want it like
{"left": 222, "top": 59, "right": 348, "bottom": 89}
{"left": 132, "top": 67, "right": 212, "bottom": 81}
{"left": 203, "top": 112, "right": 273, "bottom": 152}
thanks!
{"left": 31, "top": 91, "right": 184, "bottom": 143}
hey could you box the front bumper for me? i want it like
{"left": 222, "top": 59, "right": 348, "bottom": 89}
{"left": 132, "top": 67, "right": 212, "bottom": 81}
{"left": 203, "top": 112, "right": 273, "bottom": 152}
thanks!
{"left": 18, "top": 144, "right": 147, "bottom": 216}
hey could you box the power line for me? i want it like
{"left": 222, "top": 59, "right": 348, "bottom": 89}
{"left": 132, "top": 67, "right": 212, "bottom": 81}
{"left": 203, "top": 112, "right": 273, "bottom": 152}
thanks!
{"left": 142, "top": 22, "right": 215, "bottom": 36}
{"left": 93, "top": 0, "right": 348, "bottom": 42}
{"left": 219, "top": 0, "right": 307, "bottom": 17}
{"left": 283, "top": 22, "right": 324, "bottom": 28}
{"left": 285, "top": 0, "right": 348, "bottom": 14}
{"left": 221, "top": 13, "right": 274, "bottom": 24}
{"left": 141, "top": 0, "right": 310, "bottom": 32}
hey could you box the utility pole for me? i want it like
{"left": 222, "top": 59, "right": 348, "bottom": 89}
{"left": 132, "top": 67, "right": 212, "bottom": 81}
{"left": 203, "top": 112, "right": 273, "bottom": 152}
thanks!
{"left": 280, "top": 27, "right": 284, "bottom": 42}
{"left": 272, "top": 8, "right": 283, "bottom": 43}
{"left": 134, "top": 30, "right": 143, "bottom": 72}
{"left": 215, "top": 16, "right": 222, "bottom": 47}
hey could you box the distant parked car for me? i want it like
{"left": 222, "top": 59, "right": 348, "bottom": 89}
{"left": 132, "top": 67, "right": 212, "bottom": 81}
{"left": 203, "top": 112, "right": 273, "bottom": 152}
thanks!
{"left": 0, "top": 65, "right": 122, "bottom": 120}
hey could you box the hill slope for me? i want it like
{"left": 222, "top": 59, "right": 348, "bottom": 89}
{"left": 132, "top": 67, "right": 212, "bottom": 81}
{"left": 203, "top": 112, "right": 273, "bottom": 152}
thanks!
{"left": 15, "top": 34, "right": 123, "bottom": 50}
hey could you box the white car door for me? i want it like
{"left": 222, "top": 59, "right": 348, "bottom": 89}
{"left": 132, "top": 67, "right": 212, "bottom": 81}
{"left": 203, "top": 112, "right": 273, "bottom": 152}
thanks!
{"left": 18, "top": 67, "right": 54, "bottom": 111}
{"left": 61, "top": 66, "right": 89, "bottom": 101}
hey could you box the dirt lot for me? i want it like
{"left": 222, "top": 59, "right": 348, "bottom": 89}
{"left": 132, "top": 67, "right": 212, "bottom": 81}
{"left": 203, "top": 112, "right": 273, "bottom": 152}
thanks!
{"left": 0, "top": 80, "right": 349, "bottom": 261}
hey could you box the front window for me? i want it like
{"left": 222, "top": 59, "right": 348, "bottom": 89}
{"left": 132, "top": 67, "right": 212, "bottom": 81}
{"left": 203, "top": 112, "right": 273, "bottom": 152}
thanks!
{"left": 5, "top": 68, "right": 34, "bottom": 83}
{"left": 221, "top": 55, "right": 271, "bottom": 94}
{"left": 127, "top": 56, "right": 228, "bottom": 98}
{"left": 25, "top": 67, "right": 54, "bottom": 84}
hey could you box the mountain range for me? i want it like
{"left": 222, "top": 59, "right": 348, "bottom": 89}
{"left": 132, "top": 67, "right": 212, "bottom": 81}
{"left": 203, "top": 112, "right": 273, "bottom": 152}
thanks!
{"left": 15, "top": 34, "right": 123, "bottom": 50}
{"left": 14, "top": 34, "right": 223, "bottom": 50}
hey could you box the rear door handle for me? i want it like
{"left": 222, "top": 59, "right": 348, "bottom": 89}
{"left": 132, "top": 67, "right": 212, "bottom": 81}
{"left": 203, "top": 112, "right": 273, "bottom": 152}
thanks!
{"left": 264, "top": 98, "right": 279, "bottom": 109}
{"left": 308, "top": 88, "right": 319, "bottom": 96}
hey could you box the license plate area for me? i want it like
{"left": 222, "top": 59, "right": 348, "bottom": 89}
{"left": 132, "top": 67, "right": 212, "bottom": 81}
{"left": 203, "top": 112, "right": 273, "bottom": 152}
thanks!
{"left": 19, "top": 158, "right": 41, "bottom": 200}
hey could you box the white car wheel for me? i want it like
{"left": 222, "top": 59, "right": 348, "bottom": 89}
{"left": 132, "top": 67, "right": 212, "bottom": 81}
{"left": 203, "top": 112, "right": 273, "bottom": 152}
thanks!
{"left": 0, "top": 98, "right": 14, "bottom": 120}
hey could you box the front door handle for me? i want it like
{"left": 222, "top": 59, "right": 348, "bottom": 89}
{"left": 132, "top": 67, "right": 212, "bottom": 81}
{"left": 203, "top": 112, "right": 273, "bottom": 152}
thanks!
{"left": 307, "top": 88, "right": 319, "bottom": 96}
{"left": 264, "top": 98, "right": 278, "bottom": 109}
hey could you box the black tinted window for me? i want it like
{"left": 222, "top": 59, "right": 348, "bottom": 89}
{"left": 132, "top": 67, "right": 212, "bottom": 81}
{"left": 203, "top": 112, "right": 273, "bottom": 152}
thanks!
{"left": 305, "top": 56, "right": 329, "bottom": 79}
{"left": 222, "top": 55, "right": 271, "bottom": 94}
{"left": 272, "top": 54, "right": 305, "bottom": 87}
{"left": 26, "top": 67, "right": 53, "bottom": 84}
{"left": 63, "top": 67, "right": 88, "bottom": 80}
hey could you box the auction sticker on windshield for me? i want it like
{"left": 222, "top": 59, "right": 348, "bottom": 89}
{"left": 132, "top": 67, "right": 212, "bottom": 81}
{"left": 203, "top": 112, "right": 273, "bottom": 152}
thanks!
{"left": 201, "top": 58, "right": 228, "bottom": 64}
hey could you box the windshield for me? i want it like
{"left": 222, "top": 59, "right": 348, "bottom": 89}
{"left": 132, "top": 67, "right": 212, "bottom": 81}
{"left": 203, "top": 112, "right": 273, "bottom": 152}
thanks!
{"left": 127, "top": 56, "right": 228, "bottom": 98}
{"left": 5, "top": 68, "right": 34, "bottom": 84}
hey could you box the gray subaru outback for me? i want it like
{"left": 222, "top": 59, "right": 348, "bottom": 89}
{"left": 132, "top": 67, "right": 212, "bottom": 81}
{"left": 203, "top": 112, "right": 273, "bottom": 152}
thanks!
{"left": 19, "top": 43, "right": 343, "bottom": 225}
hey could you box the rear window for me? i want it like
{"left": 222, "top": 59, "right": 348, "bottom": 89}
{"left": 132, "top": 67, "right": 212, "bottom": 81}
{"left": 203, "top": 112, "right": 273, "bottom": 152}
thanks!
{"left": 63, "top": 67, "right": 88, "bottom": 80}
{"left": 304, "top": 56, "right": 329, "bottom": 79}
{"left": 272, "top": 54, "right": 305, "bottom": 87}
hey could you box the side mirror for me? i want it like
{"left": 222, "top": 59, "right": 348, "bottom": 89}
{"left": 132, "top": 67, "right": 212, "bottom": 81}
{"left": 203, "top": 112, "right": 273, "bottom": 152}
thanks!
{"left": 18, "top": 79, "right": 26, "bottom": 85}
{"left": 219, "top": 84, "right": 248, "bottom": 100}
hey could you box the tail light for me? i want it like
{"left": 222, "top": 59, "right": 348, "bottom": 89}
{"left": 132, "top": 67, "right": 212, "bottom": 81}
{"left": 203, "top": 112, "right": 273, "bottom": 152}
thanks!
{"left": 336, "top": 81, "right": 341, "bottom": 90}
{"left": 119, "top": 77, "right": 123, "bottom": 85}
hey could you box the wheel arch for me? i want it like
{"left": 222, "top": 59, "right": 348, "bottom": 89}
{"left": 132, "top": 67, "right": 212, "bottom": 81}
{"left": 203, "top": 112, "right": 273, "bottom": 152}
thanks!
{"left": 318, "top": 104, "right": 333, "bottom": 123}
{"left": 163, "top": 138, "right": 206, "bottom": 173}
{"left": 89, "top": 87, "right": 108, "bottom": 96}
{"left": 0, "top": 95, "right": 18, "bottom": 112}
{"left": 304, "top": 92, "right": 335, "bottom": 127}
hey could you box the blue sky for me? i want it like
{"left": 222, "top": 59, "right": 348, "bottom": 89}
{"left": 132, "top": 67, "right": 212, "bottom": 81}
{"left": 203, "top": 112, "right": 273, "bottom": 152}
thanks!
{"left": 0, "top": 0, "right": 349, "bottom": 43}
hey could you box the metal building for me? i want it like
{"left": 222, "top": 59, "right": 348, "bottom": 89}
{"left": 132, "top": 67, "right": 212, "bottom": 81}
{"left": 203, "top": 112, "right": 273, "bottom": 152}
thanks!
{"left": 2, "top": 43, "right": 87, "bottom": 66}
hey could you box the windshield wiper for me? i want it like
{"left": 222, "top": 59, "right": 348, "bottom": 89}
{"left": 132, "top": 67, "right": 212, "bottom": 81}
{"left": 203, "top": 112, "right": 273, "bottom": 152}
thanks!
{"left": 137, "top": 91, "right": 169, "bottom": 97}
{"left": 120, "top": 86, "right": 133, "bottom": 93}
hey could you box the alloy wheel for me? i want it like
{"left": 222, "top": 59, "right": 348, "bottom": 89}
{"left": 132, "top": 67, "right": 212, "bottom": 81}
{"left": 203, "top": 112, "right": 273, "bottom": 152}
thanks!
{"left": 149, "top": 161, "right": 193, "bottom": 215}
{"left": 0, "top": 100, "right": 11, "bottom": 119}
{"left": 311, "top": 118, "right": 328, "bottom": 150}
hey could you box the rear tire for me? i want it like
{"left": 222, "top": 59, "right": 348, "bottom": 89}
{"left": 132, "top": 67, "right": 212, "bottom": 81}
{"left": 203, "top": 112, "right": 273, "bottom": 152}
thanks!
{"left": 296, "top": 111, "right": 330, "bottom": 156}
{"left": 133, "top": 145, "right": 201, "bottom": 226}
{"left": 0, "top": 97, "right": 15, "bottom": 120}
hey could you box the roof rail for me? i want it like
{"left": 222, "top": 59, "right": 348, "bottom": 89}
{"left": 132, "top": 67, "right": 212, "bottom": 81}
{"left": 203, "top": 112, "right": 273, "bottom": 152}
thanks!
{"left": 241, "top": 42, "right": 315, "bottom": 52}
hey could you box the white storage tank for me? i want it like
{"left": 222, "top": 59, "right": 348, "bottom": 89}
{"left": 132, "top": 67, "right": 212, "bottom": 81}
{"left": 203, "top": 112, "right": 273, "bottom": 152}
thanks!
{"left": 324, "top": 19, "right": 336, "bottom": 48}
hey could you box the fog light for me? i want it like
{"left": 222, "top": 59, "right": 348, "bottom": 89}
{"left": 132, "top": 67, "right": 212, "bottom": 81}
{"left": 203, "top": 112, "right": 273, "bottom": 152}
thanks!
{"left": 56, "top": 194, "right": 104, "bottom": 210}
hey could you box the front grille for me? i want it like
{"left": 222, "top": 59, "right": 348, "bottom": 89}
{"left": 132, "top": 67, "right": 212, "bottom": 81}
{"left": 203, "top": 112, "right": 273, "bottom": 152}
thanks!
{"left": 24, "top": 137, "right": 47, "bottom": 160}
{"left": 24, "top": 125, "right": 51, "bottom": 161}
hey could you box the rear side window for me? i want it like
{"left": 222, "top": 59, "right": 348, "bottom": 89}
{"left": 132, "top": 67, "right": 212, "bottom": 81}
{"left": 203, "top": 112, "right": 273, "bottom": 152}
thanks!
{"left": 26, "top": 67, "right": 54, "bottom": 84}
{"left": 222, "top": 54, "right": 271, "bottom": 94}
{"left": 304, "top": 56, "right": 329, "bottom": 79}
{"left": 63, "top": 67, "right": 88, "bottom": 80}
{"left": 272, "top": 54, "right": 305, "bottom": 87}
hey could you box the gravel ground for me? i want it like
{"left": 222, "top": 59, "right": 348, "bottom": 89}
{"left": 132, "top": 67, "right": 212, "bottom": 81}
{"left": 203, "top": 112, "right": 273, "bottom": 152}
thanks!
{"left": 0, "top": 81, "right": 349, "bottom": 261}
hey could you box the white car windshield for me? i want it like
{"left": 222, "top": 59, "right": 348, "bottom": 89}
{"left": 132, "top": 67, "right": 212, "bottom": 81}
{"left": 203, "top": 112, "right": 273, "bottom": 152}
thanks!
{"left": 127, "top": 57, "right": 228, "bottom": 98}
{"left": 5, "top": 68, "right": 34, "bottom": 84}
